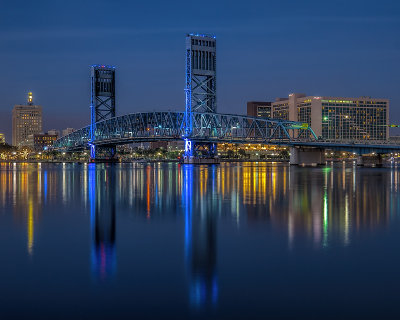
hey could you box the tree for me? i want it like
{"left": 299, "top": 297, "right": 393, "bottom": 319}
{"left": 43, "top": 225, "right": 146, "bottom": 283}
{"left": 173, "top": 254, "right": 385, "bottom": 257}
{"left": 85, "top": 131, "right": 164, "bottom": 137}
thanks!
{"left": 227, "top": 150, "right": 235, "bottom": 158}
{"left": 238, "top": 149, "right": 247, "bottom": 158}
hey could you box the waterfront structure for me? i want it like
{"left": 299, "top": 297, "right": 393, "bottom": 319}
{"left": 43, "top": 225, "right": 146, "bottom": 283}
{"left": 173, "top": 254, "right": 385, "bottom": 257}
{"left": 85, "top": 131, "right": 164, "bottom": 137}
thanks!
{"left": 247, "top": 101, "right": 272, "bottom": 118}
{"left": 184, "top": 34, "right": 217, "bottom": 161}
{"left": 62, "top": 128, "right": 75, "bottom": 137}
{"left": 0, "top": 133, "right": 5, "bottom": 144}
{"left": 12, "top": 92, "right": 42, "bottom": 146}
{"left": 90, "top": 65, "right": 116, "bottom": 159}
{"left": 168, "top": 141, "right": 184, "bottom": 151}
{"left": 29, "top": 133, "right": 58, "bottom": 150}
{"left": 53, "top": 34, "right": 400, "bottom": 166}
{"left": 272, "top": 94, "right": 389, "bottom": 141}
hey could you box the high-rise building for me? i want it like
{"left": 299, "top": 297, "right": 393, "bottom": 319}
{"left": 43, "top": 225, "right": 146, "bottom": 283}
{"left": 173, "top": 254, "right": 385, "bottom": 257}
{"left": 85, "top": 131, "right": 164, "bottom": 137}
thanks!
{"left": 62, "top": 128, "right": 75, "bottom": 137}
{"left": 12, "top": 92, "right": 42, "bottom": 146}
{"left": 247, "top": 101, "right": 272, "bottom": 118}
{"left": 271, "top": 94, "right": 389, "bottom": 142}
{"left": 0, "top": 133, "right": 5, "bottom": 144}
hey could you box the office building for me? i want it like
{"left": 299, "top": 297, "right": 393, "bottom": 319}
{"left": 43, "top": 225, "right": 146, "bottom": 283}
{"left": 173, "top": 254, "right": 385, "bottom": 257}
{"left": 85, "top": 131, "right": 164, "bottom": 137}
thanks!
{"left": 12, "top": 92, "right": 42, "bottom": 146}
{"left": 62, "top": 128, "right": 75, "bottom": 137}
{"left": 271, "top": 94, "right": 389, "bottom": 141}
{"left": 247, "top": 101, "right": 272, "bottom": 118}
{"left": 26, "top": 133, "right": 58, "bottom": 150}
{"left": 0, "top": 133, "right": 5, "bottom": 144}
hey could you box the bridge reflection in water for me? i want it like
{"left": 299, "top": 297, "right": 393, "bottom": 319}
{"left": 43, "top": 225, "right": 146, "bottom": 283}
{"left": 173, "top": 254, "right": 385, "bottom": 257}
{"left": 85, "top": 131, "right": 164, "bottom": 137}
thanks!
{"left": 183, "top": 165, "right": 218, "bottom": 308}
{"left": 1, "top": 162, "right": 400, "bottom": 310}
{"left": 88, "top": 164, "right": 116, "bottom": 281}
{"left": 1, "top": 162, "right": 399, "bottom": 251}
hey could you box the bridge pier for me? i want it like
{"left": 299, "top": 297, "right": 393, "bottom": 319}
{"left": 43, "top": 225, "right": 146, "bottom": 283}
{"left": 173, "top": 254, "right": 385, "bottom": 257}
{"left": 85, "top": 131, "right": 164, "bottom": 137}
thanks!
{"left": 89, "top": 145, "right": 118, "bottom": 163}
{"left": 290, "top": 147, "right": 326, "bottom": 166}
{"left": 357, "top": 154, "right": 383, "bottom": 167}
{"left": 183, "top": 140, "right": 219, "bottom": 164}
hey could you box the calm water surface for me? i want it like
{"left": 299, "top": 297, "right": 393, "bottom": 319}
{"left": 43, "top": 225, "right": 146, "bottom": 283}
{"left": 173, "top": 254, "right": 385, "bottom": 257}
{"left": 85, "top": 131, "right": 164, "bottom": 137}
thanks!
{"left": 1, "top": 162, "right": 400, "bottom": 319}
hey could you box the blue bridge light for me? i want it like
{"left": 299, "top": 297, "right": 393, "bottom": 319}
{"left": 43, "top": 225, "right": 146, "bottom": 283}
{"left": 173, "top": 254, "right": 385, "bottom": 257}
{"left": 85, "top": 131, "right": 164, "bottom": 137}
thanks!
{"left": 184, "top": 139, "right": 192, "bottom": 157}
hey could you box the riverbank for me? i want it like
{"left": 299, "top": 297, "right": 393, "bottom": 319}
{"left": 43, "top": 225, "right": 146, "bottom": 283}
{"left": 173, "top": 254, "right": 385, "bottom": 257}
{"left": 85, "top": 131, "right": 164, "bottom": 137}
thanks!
{"left": 0, "top": 158, "right": 289, "bottom": 164}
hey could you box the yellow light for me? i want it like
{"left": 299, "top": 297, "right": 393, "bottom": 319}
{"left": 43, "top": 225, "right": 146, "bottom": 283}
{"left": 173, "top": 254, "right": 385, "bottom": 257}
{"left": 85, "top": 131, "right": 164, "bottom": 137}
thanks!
{"left": 28, "top": 199, "right": 34, "bottom": 255}
{"left": 28, "top": 92, "right": 33, "bottom": 104}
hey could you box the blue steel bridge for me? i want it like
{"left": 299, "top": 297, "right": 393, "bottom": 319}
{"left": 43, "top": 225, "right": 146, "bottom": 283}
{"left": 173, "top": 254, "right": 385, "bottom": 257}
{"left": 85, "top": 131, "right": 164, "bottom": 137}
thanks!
{"left": 52, "top": 111, "right": 318, "bottom": 150}
{"left": 52, "top": 34, "right": 400, "bottom": 165}
{"left": 52, "top": 110, "right": 400, "bottom": 158}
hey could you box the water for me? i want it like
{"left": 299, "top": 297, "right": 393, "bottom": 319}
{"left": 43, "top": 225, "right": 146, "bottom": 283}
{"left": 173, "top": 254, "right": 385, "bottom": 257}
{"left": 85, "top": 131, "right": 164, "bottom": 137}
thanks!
{"left": 1, "top": 162, "right": 400, "bottom": 319}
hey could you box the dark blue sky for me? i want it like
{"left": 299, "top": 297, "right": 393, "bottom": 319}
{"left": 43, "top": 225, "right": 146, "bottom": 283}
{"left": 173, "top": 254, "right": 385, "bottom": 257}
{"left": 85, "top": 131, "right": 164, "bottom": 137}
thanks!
{"left": 1, "top": 0, "right": 399, "bottom": 142}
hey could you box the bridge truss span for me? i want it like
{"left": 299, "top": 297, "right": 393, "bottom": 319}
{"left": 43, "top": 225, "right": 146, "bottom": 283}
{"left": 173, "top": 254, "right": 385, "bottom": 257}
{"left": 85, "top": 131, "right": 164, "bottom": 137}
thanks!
{"left": 52, "top": 111, "right": 317, "bottom": 150}
{"left": 190, "top": 112, "right": 316, "bottom": 143}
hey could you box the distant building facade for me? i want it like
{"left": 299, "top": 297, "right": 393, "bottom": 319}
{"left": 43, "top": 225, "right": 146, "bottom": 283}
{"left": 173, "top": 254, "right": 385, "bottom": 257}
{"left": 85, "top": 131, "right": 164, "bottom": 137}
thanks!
{"left": 62, "top": 128, "right": 75, "bottom": 137}
{"left": 247, "top": 101, "right": 272, "bottom": 118}
{"left": 47, "top": 129, "right": 60, "bottom": 138}
{"left": 271, "top": 94, "right": 389, "bottom": 141}
{"left": 0, "top": 133, "right": 5, "bottom": 144}
{"left": 389, "top": 136, "right": 400, "bottom": 144}
{"left": 26, "top": 133, "right": 57, "bottom": 150}
{"left": 150, "top": 141, "right": 168, "bottom": 149}
{"left": 12, "top": 92, "right": 42, "bottom": 146}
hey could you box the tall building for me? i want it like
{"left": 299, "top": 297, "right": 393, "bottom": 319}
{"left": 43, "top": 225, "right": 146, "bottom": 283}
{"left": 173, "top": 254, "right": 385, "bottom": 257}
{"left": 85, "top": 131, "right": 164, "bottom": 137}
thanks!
{"left": 271, "top": 94, "right": 389, "bottom": 141}
{"left": 247, "top": 101, "right": 272, "bottom": 118}
{"left": 0, "top": 133, "right": 5, "bottom": 144}
{"left": 62, "top": 128, "right": 75, "bottom": 137}
{"left": 12, "top": 92, "right": 42, "bottom": 146}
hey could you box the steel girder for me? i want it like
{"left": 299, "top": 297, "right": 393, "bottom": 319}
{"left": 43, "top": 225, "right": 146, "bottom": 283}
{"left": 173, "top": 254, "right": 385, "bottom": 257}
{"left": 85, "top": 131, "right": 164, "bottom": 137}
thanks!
{"left": 189, "top": 113, "right": 316, "bottom": 143}
{"left": 52, "top": 126, "right": 90, "bottom": 150}
{"left": 52, "top": 111, "right": 318, "bottom": 151}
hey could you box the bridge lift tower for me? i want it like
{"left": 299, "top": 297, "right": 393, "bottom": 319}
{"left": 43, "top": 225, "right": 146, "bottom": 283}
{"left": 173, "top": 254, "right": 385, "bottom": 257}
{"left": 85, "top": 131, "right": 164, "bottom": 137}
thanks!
{"left": 89, "top": 65, "right": 116, "bottom": 161}
{"left": 184, "top": 34, "right": 218, "bottom": 163}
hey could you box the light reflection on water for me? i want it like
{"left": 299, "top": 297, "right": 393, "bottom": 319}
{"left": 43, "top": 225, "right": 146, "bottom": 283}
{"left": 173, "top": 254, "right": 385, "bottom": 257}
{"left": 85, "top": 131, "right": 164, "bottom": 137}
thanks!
{"left": 0, "top": 161, "right": 400, "bottom": 318}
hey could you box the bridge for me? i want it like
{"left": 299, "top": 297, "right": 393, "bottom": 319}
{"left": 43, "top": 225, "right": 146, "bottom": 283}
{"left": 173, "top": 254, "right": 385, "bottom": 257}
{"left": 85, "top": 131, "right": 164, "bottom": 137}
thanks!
{"left": 53, "top": 111, "right": 317, "bottom": 150}
{"left": 52, "top": 33, "right": 400, "bottom": 166}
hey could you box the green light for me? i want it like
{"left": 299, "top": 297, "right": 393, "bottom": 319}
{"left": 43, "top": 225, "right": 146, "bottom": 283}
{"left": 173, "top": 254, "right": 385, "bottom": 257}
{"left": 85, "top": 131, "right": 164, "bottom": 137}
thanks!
{"left": 323, "top": 189, "right": 328, "bottom": 247}
{"left": 323, "top": 116, "right": 328, "bottom": 121}
{"left": 291, "top": 123, "right": 309, "bottom": 129}
{"left": 322, "top": 167, "right": 332, "bottom": 173}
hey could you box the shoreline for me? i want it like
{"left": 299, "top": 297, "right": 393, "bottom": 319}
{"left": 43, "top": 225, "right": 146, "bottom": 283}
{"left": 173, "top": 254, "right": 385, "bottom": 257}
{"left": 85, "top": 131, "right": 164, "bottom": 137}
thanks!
{"left": 0, "top": 158, "right": 365, "bottom": 164}
{"left": 0, "top": 159, "right": 289, "bottom": 164}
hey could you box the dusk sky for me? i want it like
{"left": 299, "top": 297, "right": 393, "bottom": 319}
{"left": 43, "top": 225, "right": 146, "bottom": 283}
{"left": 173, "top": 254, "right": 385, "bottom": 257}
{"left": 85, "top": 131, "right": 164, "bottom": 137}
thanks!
{"left": 1, "top": 0, "right": 399, "bottom": 142}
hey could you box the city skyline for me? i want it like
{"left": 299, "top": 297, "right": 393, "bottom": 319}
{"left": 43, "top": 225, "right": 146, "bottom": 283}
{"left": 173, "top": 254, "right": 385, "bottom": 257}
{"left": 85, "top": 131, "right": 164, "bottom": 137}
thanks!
{"left": 1, "top": 0, "right": 399, "bottom": 143}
